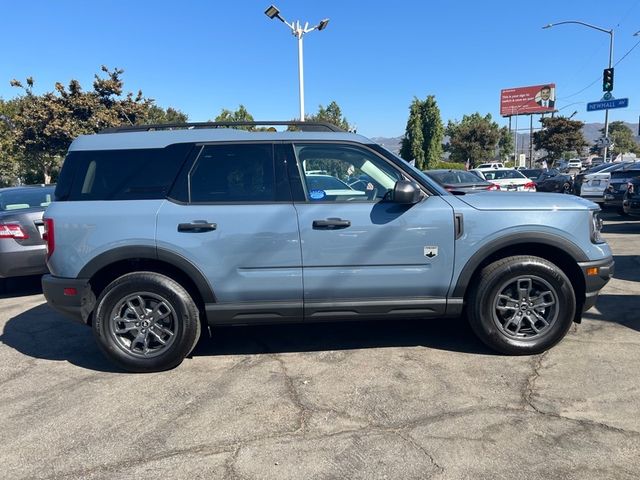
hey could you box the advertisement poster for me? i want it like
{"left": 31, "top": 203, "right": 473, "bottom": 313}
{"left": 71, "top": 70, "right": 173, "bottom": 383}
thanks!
{"left": 500, "top": 84, "right": 556, "bottom": 116}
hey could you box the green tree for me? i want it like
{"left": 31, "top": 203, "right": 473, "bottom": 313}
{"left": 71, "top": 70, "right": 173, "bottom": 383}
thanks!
{"left": 446, "top": 113, "right": 501, "bottom": 166}
{"left": 498, "top": 126, "right": 514, "bottom": 163}
{"left": 533, "top": 116, "right": 587, "bottom": 165}
{"left": 600, "top": 121, "right": 639, "bottom": 157}
{"left": 144, "top": 105, "right": 188, "bottom": 124}
{"left": 307, "top": 101, "right": 352, "bottom": 131}
{"left": 213, "top": 104, "right": 255, "bottom": 130}
{"left": 399, "top": 99, "right": 424, "bottom": 167}
{"left": 9, "top": 66, "right": 153, "bottom": 183}
{"left": 0, "top": 99, "right": 21, "bottom": 186}
{"left": 399, "top": 95, "right": 444, "bottom": 170}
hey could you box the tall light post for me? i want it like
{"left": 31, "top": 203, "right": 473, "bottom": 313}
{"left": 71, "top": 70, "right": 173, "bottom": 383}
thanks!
{"left": 265, "top": 5, "right": 329, "bottom": 122}
{"left": 543, "top": 21, "right": 614, "bottom": 161}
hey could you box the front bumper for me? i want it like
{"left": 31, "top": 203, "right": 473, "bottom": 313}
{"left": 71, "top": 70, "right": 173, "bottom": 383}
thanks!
{"left": 578, "top": 257, "right": 615, "bottom": 312}
{"left": 42, "top": 275, "right": 95, "bottom": 325}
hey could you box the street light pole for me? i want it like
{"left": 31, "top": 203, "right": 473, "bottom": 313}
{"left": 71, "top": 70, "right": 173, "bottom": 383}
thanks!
{"left": 543, "top": 21, "right": 614, "bottom": 161}
{"left": 265, "top": 5, "right": 329, "bottom": 122}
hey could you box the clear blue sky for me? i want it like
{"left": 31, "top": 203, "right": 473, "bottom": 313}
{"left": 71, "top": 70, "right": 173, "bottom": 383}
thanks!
{"left": 1, "top": 0, "right": 640, "bottom": 137}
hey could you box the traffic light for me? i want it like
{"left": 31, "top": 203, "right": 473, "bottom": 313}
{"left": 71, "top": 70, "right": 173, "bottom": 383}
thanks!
{"left": 603, "top": 68, "right": 614, "bottom": 92}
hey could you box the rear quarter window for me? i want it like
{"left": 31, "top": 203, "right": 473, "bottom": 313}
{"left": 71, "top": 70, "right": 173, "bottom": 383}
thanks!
{"left": 61, "top": 144, "right": 193, "bottom": 201}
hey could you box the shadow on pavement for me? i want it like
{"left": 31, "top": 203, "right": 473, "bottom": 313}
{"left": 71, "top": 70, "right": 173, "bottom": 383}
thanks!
{"left": 602, "top": 220, "right": 640, "bottom": 235}
{"left": 192, "top": 316, "right": 493, "bottom": 358}
{"left": 0, "top": 303, "right": 121, "bottom": 373}
{"left": 583, "top": 294, "right": 640, "bottom": 333}
{"left": 0, "top": 275, "right": 44, "bottom": 299}
{"left": 2, "top": 301, "right": 493, "bottom": 372}
{"left": 613, "top": 255, "right": 640, "bottom": 283}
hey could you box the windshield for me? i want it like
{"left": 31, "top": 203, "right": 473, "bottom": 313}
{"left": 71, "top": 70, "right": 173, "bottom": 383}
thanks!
{"left": 0, "top": 187, "right": 55, "bottom": 211}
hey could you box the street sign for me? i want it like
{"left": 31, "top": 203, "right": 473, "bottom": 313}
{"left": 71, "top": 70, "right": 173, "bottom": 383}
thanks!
{"left": 587, "top": 98, "right": 629, "bottom": 111}
{"left": 596, "top": 137, "right": 613, "bottom": 148}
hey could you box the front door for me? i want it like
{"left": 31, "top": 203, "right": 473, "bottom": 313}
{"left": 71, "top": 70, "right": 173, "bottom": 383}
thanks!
{"left": 289, "top": 143, "right": 455, "bottom": 320}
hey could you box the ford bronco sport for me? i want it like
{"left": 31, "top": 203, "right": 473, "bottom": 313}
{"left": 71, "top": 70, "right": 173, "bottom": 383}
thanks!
{"left": 42, "top": 121, "right": 614, "bottom": 372}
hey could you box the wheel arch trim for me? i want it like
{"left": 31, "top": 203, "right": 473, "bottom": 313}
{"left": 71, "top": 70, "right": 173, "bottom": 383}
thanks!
{"left": 78, "top": 246, "right": 216, "bottom": 303}
{"left": 452, "top": 232, "right": 588, "bottom": 298}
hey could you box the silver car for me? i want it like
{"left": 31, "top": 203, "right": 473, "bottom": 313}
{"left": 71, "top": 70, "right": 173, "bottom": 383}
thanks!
{"left": 0, "top": 185, "right": 55, "bottom": 287}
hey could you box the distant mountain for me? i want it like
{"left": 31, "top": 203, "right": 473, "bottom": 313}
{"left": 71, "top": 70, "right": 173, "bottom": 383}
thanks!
{"left": 372, "top": 123, "right": 640, "bottom": 156}
{"left": 371, "top": 136, "right": 402, "bottom": 154}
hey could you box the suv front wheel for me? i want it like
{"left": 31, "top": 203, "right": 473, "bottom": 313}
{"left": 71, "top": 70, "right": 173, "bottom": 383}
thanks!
{"left": 93, "top": 272, "right": 201, "bottom": 372}
{"left": 467, "top": 256, "right": 576, "bottom": 355}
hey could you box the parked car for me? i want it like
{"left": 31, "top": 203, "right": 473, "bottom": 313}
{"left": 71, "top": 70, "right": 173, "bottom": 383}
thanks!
{"left": 622, "top": 176, "right": 640, "bottom": 216}
{"left": 532, "top": 169, "right": 574, "bottom": 194}
{"left": 574, "top": 163, "right": 617, "bottom": 196}
{"left": 519, "top": 168, "right": 544, "bottom": 180}
{"left": 470, "top": 168, "right": 536, "bottom": 191}
{"left": 0, "top": 185, "right": 55, "bottom": 287}
{"left": 423, "top": 169, "right": 499, "bottom": 193}
{"left": 580, "top": 162, "right": 638, "bottom": 204}
{"left": 42, "top": 121, "right": 612, "bottom": 372}
{"left": 604, "top": 165, "right": 640, "bottom": 211}
{"left": 476, "top": 162, "right": 504, "bottom": 169}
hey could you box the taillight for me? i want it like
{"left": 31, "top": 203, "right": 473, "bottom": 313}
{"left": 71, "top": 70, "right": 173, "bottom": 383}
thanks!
{"left": 524, "top": 182, "right": 536, "bottom": 190}
{"left": 43, "top": 218, "right": 55, "bottom": 258}
{"left": 488, "top": 183, "right": 501, "bottom": 191}
{"left": 0, "top": 223, "right": 29, "bottom": 239}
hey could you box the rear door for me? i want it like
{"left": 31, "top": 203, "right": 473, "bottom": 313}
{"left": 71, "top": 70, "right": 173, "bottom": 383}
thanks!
{"left": 287, "top": 142, "right": 456, "bottom": 320}
{"left": 156, "top": 143, "right": 303, "bottom": 324}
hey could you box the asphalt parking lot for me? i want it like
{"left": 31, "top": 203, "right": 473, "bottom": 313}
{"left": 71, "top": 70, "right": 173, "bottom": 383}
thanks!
{"left": 0, "top": 212, "right": 638, "bottom": 480}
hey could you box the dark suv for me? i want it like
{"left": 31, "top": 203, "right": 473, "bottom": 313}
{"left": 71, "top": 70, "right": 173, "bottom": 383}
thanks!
{"left": 42, "top": 122, "right": 613, "bottom": 372}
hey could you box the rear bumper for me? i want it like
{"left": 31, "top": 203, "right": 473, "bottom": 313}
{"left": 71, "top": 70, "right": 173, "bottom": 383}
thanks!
{"left": 623, "top": 198, "right": 640, "bottom": 215}
{"left": 578, "top": 257, "right": 615, "bottom": 312}
{"left": 0, "top": 246, "right": 48, "bottom": 278}
{"left": 42, "top": 275, "right": 94, "bottom": 325}
{"left": 581, "top": 193, "right": 604, "bottom": 203}
{"left": 604, "top": 192, "right": 624, "bottom": 207}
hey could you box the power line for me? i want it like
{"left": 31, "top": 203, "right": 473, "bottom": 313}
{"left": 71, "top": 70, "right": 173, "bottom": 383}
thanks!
{"left": 557, "top": 38, "right": 640, "bottom": 101}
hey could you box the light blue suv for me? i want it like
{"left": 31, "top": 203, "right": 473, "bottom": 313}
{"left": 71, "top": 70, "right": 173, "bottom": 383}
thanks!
{"left": 42, "top": 121, "right": 614, "bottom": 372}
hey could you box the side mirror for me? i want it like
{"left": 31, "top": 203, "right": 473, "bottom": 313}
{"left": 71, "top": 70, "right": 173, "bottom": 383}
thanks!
{"left": 391, "top": 180, "right": 421, "bottom": 204}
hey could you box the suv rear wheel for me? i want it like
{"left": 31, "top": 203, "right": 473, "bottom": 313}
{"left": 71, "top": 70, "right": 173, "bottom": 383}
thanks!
{"left": 93, "top": 272, "right": 201, "bottom": 372}
{"left": 467, "top": 256, "right": 575, "bottom": 355}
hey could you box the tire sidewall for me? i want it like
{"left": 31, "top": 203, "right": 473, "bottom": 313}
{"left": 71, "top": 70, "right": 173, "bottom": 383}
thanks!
{"left": 93, "top": 272, "right": 200, "bottom": 372}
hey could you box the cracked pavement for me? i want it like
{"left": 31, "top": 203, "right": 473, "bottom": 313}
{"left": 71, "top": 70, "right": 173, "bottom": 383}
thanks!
{"left": 0, "top": 212, "right": 638, "bottom": 479}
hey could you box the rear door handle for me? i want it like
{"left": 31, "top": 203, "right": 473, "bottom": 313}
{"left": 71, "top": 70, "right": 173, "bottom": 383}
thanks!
{"left": 177, "top": 220, "right": 217, "bottom": 233}
{"left": 312, "top": 218, "right": 351, "bottom": 229}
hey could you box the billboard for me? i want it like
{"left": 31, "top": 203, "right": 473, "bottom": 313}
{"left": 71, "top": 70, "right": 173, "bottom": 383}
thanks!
{"left": 500, "top": 84, "right": 556, "bottom": 116}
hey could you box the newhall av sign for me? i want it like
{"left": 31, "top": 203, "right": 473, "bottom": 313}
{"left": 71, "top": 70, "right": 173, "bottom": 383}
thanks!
{"left": 500, "top": 84, "right": 557, "bottom": 116}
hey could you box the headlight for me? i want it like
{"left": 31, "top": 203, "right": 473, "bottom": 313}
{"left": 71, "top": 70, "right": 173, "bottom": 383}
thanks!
{"left": 590, "top": 211, "right": 604, "bottom": 244}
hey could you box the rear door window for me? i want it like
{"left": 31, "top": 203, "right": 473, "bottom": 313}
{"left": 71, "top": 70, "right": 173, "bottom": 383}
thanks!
{"left": 188, "top": 144, "right": 277, "bottom": 203}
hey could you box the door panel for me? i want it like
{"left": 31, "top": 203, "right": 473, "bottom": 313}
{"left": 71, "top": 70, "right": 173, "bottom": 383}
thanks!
{"left": 156, "top": 202, "right": 302, "bottom": 303}
{"left": 296, "top": 197, "right": 455, "bottom": 302}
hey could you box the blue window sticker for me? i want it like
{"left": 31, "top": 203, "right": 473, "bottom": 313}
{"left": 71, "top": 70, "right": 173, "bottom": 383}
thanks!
{"left": 309, "top": 189, "right": 326, "bottom": 200}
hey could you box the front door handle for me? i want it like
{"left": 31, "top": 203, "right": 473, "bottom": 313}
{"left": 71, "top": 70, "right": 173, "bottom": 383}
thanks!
{"left": 312, "top": 218, "right": 351, "bottom": 229}
{"left": 177, "top": 220, "right": 217, "bottom": 233}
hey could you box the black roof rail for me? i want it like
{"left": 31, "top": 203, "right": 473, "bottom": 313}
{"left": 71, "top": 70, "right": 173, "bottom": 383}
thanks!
{"left": 99, "top": 121, "right": 345, "bottom": 134}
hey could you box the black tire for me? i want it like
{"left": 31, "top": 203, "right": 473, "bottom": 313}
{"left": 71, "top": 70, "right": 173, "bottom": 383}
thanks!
{"left": 93, "top": 272, "right": 201, "bottom": 373}
{"left": 467, "top": 255, "right": 575, "bottom": 355}
{"left": 562, "top": 182, "right": 572, "bottom": 194}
